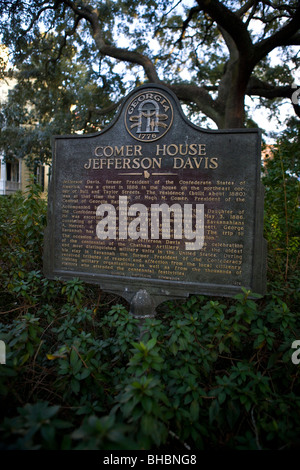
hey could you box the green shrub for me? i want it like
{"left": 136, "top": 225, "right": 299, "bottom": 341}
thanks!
{"left": 0, "top": 124, "right": 299, "bottom": 450}
{"left": 262, "top": 119, "right": 299, "bottom": 302}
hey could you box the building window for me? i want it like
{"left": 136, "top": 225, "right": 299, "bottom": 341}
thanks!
{"left": 6, "top": 160, "right": 19, "bottom": 182}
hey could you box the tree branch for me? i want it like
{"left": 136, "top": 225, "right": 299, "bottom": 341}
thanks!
{"left": 195, "top": 0, "right": 253, "bottom": 57}
{"left": 92, "top": 100, "right": 123, "bottom": 116}
{"left": 175, "top": 6, "right": 201, "bottom": 46}
{"left": 244, "top": 1, "right": 259, "bottom": 27}
{"left": 235, "top": 0, "right": 257, "bottom": 18}
{"left": 22, "top": 5, "right": 55, "bottom": 34}
{"left": 252, "top": 3, "right": 300, "bottom": 65}
{"left": 167, "top": 83, "right": 223, "bottom": 128}
{"left": 246, "top": 76, "right": 300, "bottom": 118}
{"left": 61, "top": 0, "right": 160, "bottom": 83}
{"left": 51, "top": 14, "right": 82, "bottom": 65}
{"left": 217, "top": 25, "right": 239, "bottom": 61}
{"left": 247, "top": 76, "right": 293, "bottom": 99}
{"left": 262, "top": 0, "right": 296, "bottom": 16}
{"left": 281, "top": 33, "right": 300, "bottom": 46}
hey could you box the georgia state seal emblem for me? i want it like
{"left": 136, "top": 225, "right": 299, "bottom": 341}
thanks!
{"left": 125, "top": 90, "right": 173, "bottom": 142}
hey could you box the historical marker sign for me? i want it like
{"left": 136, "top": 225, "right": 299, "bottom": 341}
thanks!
{"left": 44, "top": 84, "right": 266, "bottom": 316}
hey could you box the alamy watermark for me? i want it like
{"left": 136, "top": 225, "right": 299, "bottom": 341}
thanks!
{"left": 0, "top": 340, "right": 6, "bottom": 364}
{"left": 95, "top": 196, "right": 205, "bottom": 251}
{"left": 291, "top": 340, "right": 300, "bottom": 365}
{"left": 291, "top": 83, "right": 300, "bottom": 105}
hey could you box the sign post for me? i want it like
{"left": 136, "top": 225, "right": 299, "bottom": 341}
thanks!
{"left": 44, "top": 84, "right": 266, "bottom": 318}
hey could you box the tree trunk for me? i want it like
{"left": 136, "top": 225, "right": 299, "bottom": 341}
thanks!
{"left": 218, "top": 58, "right": 251, "bottom": 129}
{"left": 223, "top": 82, "right": 247, "bottom": 129}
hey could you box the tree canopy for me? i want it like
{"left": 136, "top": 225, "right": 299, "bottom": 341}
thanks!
{"left": 0, "top": 0, "right": 299, "bottom": 163}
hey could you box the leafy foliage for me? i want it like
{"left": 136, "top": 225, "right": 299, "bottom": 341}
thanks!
{"left": 262, "top": 118, "right": 300, "bottom": 302}
{"left": 0, "top": 0, "right": 299, "bottom": 145}
{"left": 0, "top": 34, "right": 117, "bottom": 167}
{"left": 0, "top": 127, "right": 299, "bottom": 450}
